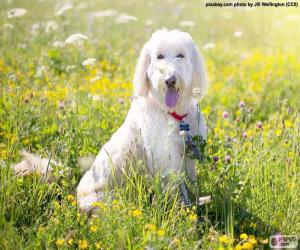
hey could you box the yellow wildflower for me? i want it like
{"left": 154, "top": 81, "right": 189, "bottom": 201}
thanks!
{"left": 241, "top": 242, "right": 253, "bottom": 250}
{"left": 92, "top": 201, "right": 106, "bottom": 209}
{"left": 248, "top": 235, "right": 257, "bottom": 245}
{"left": 23, "top": 138, "right": 30, "bottom": 145}
{"left": 283, "top": 142, "right": 289, "bottom": 148}
{"left": 157, "top": 229, "right": 165, "bottom": 237}
{"left": 90, "top": 225, "right": 98, "bottom": 233}
{"left": 188, "top": 213, "right": 197, "bottom": 222}
{"left": 218, "top": 235, "right": 229, "bottom": 244}
{"left": 275, "top": 129, "right": 282, "bottom": 136}
{"left": 95, "top": 241, "right": 103, "bottom": 249}
{"left": 235, "top": 110, "right": 241, "bottom": 117}
{"left": 234, "top": 245, "right": 242, "bottom": 250}
{"left": 131, "top": 209, "right": 142, "bottom": 217}
{"left": 202, "top": 106, "right": 211, "bottom": 116}
{"left": 67, "top": 194, "right": 75, "bottom": 202}
{"left": 55, "top": 238, "right": 64, "bottom": 247}
{"left": 78, "top": 239, "right": 88, "bottom": 250}
{"left": 285, "top": 120, "right": 293, "bottom": 128}
{"left": 145, "top": 223, "right": 157, "bottom": 232}
{"left": 67, "top": 239, "right": 74, "bottom": 245}
{"left": 240, "top": 233, "right": 248, "bottom": 240}
{"left": 76, "top": 212, "right": 81, "bottom": 222}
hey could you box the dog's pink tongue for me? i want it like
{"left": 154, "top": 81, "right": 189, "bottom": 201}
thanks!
{"left": 165, "top": 89, "right": 178, "bottom": 108}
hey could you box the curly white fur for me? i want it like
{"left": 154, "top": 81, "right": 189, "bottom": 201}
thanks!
{"left": 12, "top": 29, "right": 208, "bottom": 213}
{"left": 77, "top": 29, "right": 208, "bottom": 211}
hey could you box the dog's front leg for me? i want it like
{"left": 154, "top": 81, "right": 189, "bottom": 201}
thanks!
{"left": 77, "top": 114, "right": 141, "bottom": 213}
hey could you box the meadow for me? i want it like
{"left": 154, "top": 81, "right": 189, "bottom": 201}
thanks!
{"left": 0, "top": 0, "right": 300, "bottom": 249}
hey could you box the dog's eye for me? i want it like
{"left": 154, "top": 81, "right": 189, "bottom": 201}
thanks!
{"left": 157, "top": 54, "right": 164, "bottom": 59}
{"left": 177, "top": 53, "right": 184, "bottom": 58}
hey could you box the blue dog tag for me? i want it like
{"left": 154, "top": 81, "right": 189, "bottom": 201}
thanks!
{"left": 179, "top": 121, "right": 189, "bottom": 131}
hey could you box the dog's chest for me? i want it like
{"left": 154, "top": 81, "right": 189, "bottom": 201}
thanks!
{"left": 137, "top": 106, "right": 186, "bottom": 172}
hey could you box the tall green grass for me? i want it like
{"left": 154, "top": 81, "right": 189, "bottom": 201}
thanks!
{"left": 0, "top": 0, "right": 300, "bottom": 249}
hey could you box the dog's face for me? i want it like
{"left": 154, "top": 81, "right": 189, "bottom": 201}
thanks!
{"left": 134, "top": 29, "right": 207, "bottom": 110}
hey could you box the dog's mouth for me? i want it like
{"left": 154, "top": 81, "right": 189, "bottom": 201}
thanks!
{"left": 165, "top": 87, "right": 179, "bottom": 108}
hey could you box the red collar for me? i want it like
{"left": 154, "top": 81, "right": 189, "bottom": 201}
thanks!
{"left": 168, "top": 111, "right": 188, "bottom": 121}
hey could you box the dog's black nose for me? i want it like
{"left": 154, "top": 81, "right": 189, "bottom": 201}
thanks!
{"left": 165, "top": 75, "right": 177, "bottom": 88}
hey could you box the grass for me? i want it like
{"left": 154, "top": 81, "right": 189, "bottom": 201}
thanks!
{"left": 0, "top": 0, "right": 300, "bottom": 249}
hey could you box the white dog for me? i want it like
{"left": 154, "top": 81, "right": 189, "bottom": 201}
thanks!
{"left": 13, "top": 29, "right": 208, "bottom": 212}
{"left": 77, "top": 29, "right": 208, "bottom": 211}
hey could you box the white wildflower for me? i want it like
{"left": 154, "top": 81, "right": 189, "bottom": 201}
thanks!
{"left": 234, "top": 31, "right": 243, "bottom": 38}
{"left": 45, "top": 20, "right": 58, "bottom": 33}
{"left": 66, "top": 65, "right": 77, "bottom": 72}
{"left": 7, "top": 8, "right": 27, "bottom": 18}
{"left": 198, "top": 196, "right": 211, "bottom": 206}
{"left": 65, "top": 33, "right": 88, "bottom": 45}
{"left": 203, "top": 42, "right": 215, "bottom": 50}
{"left": 30, "top": 23, "right": 42, "bottom": 35}
{"left": 54, "top": 2, "right": 73, "bottom": 16}
{"left": 82, "top": 58, "right": 97, "bottom": 67}
{"left": 179, "top": 20, "right": 195, "bottom": 27}
{"left": 52, "top": 40, "right": 65, "bottom": 48}
{"left": 115, "top": 14, "right": 138, "bottom": 23}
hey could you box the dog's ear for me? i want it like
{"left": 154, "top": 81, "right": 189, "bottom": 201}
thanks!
{"left": 133, "top": 42, "right": 151, "bottom": 96}
{"left": 191, "top": 45, "right": 208, "bottom": 99}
